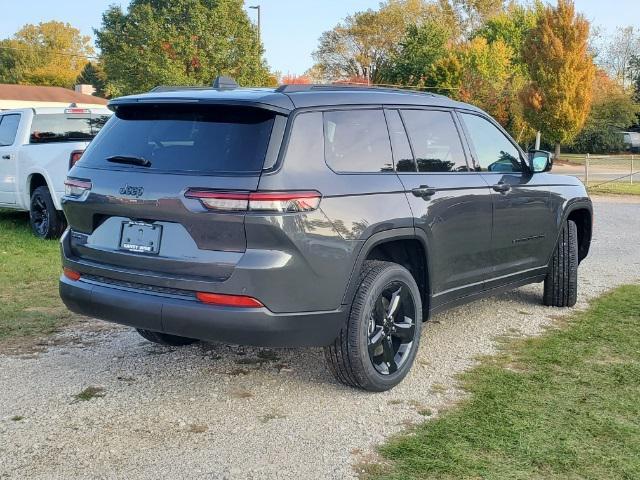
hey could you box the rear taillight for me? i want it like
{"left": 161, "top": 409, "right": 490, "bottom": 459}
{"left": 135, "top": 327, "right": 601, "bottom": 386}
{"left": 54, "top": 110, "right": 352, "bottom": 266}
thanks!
{"left": 64, "top": 177, "right": 92, "bottom": 198}
{"left": 185, "top": 190, "right": 321, "bottom": 213}
{"left": 69, "top": 150, "right": 84, "bottom": 169}
{"left": 196, "top": 292, "right": 264, "bottom": 308}
{"left": 63, "top": 267, "right": 81, "bottom": 281}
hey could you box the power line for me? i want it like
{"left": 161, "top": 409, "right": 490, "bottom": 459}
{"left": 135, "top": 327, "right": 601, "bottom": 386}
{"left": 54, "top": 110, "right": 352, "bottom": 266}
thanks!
{"left": 0, "top": 45, "right": 98, "bottom": 60}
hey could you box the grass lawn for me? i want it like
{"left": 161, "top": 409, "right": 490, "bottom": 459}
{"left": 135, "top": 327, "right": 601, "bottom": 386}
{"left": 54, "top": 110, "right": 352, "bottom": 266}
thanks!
{"left": 367, "top": 285, "right": 640, "bottom": 480}
{"left": 0, "top": 210, "right": 77, "bottom": 342}
{"left": 588, "top": 183, "right": 640, "bottom": 196}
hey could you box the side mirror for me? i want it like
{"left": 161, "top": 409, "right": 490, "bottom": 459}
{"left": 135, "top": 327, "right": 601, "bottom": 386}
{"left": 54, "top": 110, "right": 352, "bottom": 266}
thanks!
{"left": 527, "top": 150, "right": 552, "bottom": 173}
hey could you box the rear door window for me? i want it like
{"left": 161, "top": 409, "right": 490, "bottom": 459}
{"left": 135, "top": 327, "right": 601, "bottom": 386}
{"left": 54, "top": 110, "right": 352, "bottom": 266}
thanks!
{"left": 79, "top": 105, "right": 276, "bottom": 173}
{"left": 323, "top": 109, "right": 394, "bottom": 173}
{"left": 401, "top": 109, "right": 470, "bottom": 172}
{"left": 0, "top": 114, "right": 21, "bottom": 146}
{"left": 30, "top": 113, "right": 110, "bottom": 144}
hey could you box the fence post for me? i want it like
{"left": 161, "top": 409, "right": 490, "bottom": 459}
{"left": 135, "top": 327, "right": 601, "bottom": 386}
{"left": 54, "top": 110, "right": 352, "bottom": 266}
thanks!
{"left": 585, "top": 153, "right": 589, "bottom": 186}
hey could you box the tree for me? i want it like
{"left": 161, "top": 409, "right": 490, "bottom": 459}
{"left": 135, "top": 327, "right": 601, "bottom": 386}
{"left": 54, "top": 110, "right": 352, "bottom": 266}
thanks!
{"left": 96, "top": 0, "right": 271, "bottom": 96}
{"left": 281, "top": 74, "right": 311, "bottom": 85}
{"left": 600, "top": 26, "right": 640, "bottom": 90}
{"left": 0, "top": 21, "right": 93, "bottom": 88}
{"left": 571, "top": 70, "right": 640, "bottom": 153}
{"left": 76, "top": 62, "right": 108, "bottom": 97}
{"left": 380, "top": 19, "right": 452, "bottom": 87}
{"left": 520, "top": 0, "right": 595, "bottom": 158}
{"left": 311, "top": 0, "right": 453, "bottom": 83}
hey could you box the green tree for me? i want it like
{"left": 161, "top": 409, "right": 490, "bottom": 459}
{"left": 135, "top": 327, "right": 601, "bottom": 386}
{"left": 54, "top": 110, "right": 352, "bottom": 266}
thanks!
{"left": 520, "top": 0, "right": 595, "bottom": 158}
{"left": 473, "top": 2, "right": 540, "bottom": 66}
{"left": 0, "top": 21, "right": 93, "bottom": 88}
{"left": 571, "top": 70, "right": 640, "bottom": 153}
{"left": 312, "top": 0, "right": 456, "bottom": 83}
{"left": 96, "top": 0, "right": 271, "bottom": 96}
{"left": 380, "top": 19, "right": 452, "bottom": 86}
{"left": 76, "top": 62, "right": 108, "bottom": 97}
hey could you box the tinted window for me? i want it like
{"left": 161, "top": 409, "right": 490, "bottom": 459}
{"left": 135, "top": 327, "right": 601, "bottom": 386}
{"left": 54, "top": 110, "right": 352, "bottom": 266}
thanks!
{"left": 30, "top": 113, "right": 110, "bottom": 144}
{"left": 401, "top": 110, "right": 469, "bottom": 172}
{"left": 323, "top": 110, "right": 393, "bottom": 173}
{"left": 384, "top": 110, "right": 415, "bottom": 172}
{"left": 0, "top": 114, "right": 21, "bottom": 146}
{"left": 79, "top": 105, "right": 276, "bottom": 173}
{"left": 461, "top": 113, "right": 522, "bottom": 173}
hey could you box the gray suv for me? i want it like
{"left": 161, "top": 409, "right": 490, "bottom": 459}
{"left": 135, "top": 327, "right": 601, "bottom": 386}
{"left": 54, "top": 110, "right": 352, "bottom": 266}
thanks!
{"left": 60, "top": 80, "right": 592, "bottom": 391}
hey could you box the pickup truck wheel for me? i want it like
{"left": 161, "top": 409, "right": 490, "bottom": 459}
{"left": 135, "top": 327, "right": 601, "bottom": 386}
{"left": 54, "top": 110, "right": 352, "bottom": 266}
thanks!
{"left": 29, "top": 186, "right": 66, "bottom": 239}
{"left": 543, "top": 219, "right": 578, "bottom": 307}
{"left": 324, "top": 260, "right": 422, "bottom": 392}
{"left": 136, "top": 329, "right": 199, "bottom": 346}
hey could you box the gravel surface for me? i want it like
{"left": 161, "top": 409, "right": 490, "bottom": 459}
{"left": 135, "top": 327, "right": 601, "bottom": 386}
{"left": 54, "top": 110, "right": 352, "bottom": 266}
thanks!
{"left": 1, "top": 197, "right": 639, "bottom": 480}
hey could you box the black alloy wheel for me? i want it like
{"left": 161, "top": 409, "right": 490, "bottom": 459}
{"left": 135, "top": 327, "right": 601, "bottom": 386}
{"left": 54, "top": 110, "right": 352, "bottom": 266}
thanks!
{"left": 29, "top": 186, "right": 66, "bottom": 239}
{"left": 325, "top": 260, "right": 423, "bottom": 391}
{"left": 30, "top": 193, "right": 50, "bottom": 237}
{"left": 367, "top": 282, "right": 416, "bottom": 375}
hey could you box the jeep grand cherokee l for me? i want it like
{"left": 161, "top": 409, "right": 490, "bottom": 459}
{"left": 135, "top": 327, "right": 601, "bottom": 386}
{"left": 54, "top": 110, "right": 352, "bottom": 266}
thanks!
{"left": 59, "top": 80, "right": 592, "bottom": 391}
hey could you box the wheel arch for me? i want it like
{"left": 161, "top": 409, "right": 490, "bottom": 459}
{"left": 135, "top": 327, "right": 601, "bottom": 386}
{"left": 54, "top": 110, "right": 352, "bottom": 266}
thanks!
{"left": 25, "top": 170, "right": 61, "bottom": 210}
{"left": 554, "top": 199, "right": 592, "bottom": 264}
{"left": 342, "top": 228, "right": 432, "bottom": 320}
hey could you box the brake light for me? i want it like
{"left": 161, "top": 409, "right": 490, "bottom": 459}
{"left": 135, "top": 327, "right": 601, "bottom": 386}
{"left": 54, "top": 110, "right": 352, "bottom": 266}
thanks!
{"left": 69, "top": 150, "right": 84, "bottom": 168}
{"left": 185, "top": 190, "right": 321, "bottom": 213}
{"left": 196, "top": 292, "right": 264, "bottom": 308}
{"left": 65, "top": 108, "right": 91, "bottom": 114}
{"left": 64, "top": 177, "right": 92, "bottom": 197}
{"left": 63, "top": 267, "right": 81, "bottom": 281}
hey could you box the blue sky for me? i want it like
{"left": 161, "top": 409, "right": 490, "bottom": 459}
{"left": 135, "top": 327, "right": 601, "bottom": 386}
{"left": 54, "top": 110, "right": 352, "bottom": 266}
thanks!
{"left": 0, "top": 1, "right": 638, "bottom": 75}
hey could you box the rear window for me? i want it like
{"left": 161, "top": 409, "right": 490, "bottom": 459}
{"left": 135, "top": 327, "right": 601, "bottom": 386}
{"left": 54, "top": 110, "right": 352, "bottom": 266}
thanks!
{"left": 30, "top": 113, "right": 110, "bottom": 144}
{"left": 79, "top": 105, "right": 276, "bottom": 173}
{"left": 323, "top": 110, "right": 394, "bottom": 173}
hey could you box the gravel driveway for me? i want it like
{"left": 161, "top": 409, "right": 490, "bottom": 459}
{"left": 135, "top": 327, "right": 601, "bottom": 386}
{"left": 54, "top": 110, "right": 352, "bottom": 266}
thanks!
{"left": 1, "top": 196, "right": 639, "bottom": 480}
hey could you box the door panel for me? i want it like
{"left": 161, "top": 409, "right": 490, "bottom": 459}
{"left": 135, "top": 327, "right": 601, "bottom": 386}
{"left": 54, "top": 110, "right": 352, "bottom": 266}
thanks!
{"left": 386, "top": 109, "right": 494, "bottom": 306}
{"left": 458, "top": 111, "right": 556, "bottom": 285}
{"left": 0, "top": 114, "right": 21, "bottom": 204}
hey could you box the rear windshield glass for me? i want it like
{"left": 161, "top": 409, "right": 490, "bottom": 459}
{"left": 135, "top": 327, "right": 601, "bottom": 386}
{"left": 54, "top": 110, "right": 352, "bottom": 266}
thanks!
{"left": 30, "top": 113, "right": 110, "bottom": 144}
{"left": 78, "top": 105, "right": 276, "bottom": 173}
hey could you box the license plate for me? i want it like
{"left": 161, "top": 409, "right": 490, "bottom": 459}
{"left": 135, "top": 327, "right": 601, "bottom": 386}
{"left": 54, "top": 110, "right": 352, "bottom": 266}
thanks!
{"left": 120, "top": 222, "right": 162, "bottom": 254}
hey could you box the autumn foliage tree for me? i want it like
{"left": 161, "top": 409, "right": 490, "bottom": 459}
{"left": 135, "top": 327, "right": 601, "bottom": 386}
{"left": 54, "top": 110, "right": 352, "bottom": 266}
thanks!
{"left": 520, "top": 0, "right": 595, "bottom": 157}
{"left": 0, "top": 21, "right": 93, "bottom": 88}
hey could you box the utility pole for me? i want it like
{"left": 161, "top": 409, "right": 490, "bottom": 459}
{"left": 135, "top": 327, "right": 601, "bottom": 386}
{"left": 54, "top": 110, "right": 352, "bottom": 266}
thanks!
{"left": 249, "top": 5, "right": 261, "bottom": 42}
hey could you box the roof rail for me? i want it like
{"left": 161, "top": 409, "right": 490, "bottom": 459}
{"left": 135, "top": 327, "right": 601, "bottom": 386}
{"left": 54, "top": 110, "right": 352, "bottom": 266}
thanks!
{"left": 275, "top": 83, "right": 443, "bottom": 97}
{"left": 150, "top": 85, "right": 210, "bottom": 92}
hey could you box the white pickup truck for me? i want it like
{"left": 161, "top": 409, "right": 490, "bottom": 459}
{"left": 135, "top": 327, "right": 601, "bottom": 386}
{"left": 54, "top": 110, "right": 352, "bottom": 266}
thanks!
{"left": 0, "top": 106, "right": 111, "bottom": 238}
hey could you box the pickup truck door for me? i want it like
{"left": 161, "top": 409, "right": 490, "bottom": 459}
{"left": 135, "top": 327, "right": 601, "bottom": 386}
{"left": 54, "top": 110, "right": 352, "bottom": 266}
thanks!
{"left": 0, "top": 113, "right": 21, "bottom": 205}
{"left": 457, "top": 111, "right": 556, "bottom": 288}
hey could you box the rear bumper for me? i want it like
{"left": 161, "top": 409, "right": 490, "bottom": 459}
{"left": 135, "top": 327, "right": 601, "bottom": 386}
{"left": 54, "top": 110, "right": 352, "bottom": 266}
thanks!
{"left": 59, "top": 276, "right": 345, "bottom": 347}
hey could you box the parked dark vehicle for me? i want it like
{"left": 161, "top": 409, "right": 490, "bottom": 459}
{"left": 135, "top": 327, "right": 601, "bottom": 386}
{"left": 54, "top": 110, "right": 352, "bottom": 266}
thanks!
{"left": 59, "top": 80, "right": 592, "bottom": 391}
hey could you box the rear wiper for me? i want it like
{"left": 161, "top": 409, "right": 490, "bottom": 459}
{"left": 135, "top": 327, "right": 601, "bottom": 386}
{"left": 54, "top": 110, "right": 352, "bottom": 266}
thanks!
{"left": 106, "top": 155, "right": 151, "bottom": 167}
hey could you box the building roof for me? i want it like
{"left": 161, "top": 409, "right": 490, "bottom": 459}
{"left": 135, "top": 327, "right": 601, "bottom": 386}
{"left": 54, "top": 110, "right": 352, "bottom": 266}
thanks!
{"left": 0, "top": 83, "right": 108, "bottom": 105}
{"left": 109, "top": 84, "right": 479, "bottom": 114}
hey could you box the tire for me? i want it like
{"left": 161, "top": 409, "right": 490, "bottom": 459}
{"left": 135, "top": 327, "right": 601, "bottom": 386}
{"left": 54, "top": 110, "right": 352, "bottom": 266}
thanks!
{"left": 136, "top": 329, "right": 199, "bottom": 346}
{"left": 324, "top": 260, "right": 423, "bottom": 392}
{"left": 543, "top": 219, "right": 578, "bottom": 307}
{"left": 29, "top": 186, "right": 66, "bottom": 239}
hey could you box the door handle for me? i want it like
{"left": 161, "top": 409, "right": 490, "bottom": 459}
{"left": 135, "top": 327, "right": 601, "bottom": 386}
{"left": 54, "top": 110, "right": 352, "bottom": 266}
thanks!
{"left": 411, "top": 185, "right": 436, "bottom": 198}
{"left": 492, "top": 182, "right": 511, "bottom": 194}
{"left": 1, "top": 155, "right": 10, "bottom": 160}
